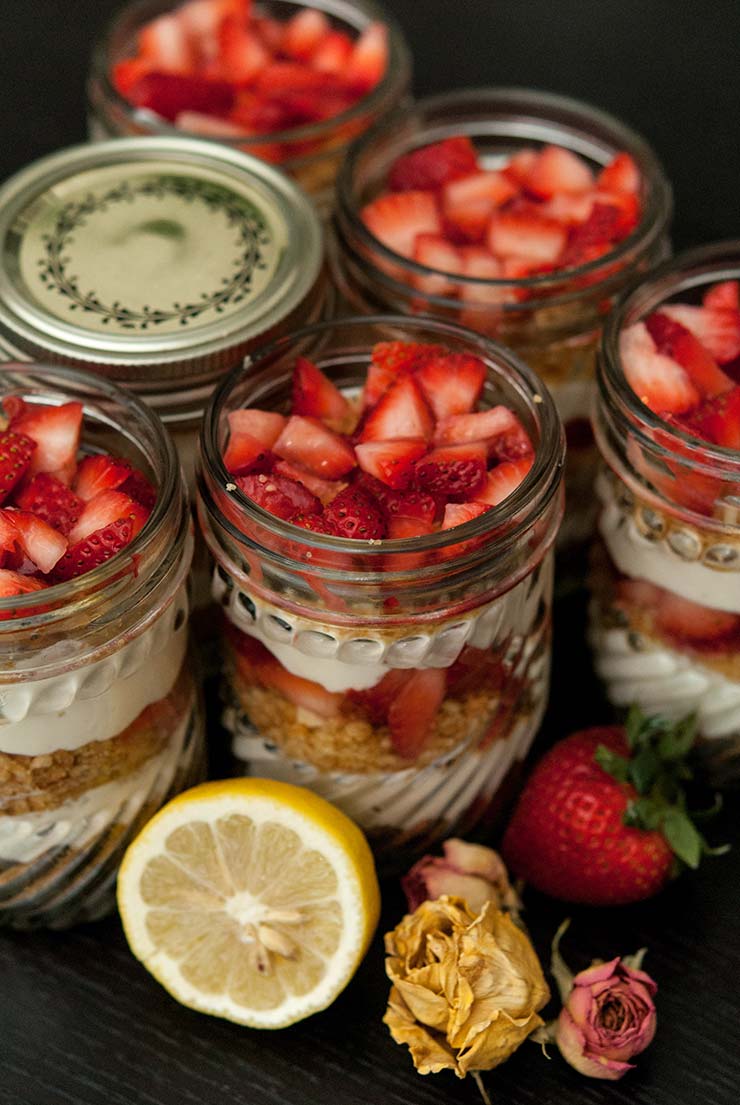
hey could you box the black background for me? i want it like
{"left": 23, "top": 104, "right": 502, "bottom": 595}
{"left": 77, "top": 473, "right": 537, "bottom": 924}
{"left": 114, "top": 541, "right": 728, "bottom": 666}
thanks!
{"left": 1, "top": 3, "right": 739, "bottom": 1104}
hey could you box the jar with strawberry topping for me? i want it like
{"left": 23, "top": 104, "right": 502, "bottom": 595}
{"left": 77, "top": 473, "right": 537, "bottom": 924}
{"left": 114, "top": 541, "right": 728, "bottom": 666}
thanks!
{"left": 330, "top": 88, "right": 672, "bottom": 549}
{"left": 196, "top": 315, "right": 564, "bottom": 867}
{"left": 87, "top": 0, "right": 411, "bottom": 211}
{"left": 589, "top": 241, "right": 740, "bottom": 784}
{"left": 0, "top": 364, "right": 204, "bottom": 928}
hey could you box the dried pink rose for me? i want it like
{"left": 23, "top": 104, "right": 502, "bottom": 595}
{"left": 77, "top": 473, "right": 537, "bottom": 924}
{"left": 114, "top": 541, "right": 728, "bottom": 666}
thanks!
{"left": 402, "top": 839, "right": 522, "bottom": 918}
{"left": 555, "top": 955, "right": 657, "bottom": 1080}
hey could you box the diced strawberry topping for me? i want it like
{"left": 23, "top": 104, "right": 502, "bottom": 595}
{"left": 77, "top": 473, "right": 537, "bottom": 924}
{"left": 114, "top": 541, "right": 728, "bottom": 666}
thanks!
{"left": 119, "top": 469, "right": 158, "bottom": 511}
{"left": 559, "top": 203, "right": 626, "bottom": 268}
{"left": 387, "top": 667, "right": 447, "bottom": 758}
{"left": 10, "top": 401, "right": 83, "bottom": 483}
{"left": 15, "top": 474, "right": 84, "bottom": 535}
{"left": 660, "top": 304, "right": 740, "bottom": 365}
{"left": 272, "top": 459, "right": 344, "bottom": 504}
{"left": 126, "top": 71, "right": 235, "bottom": 121}
{"left": 347, "top": 668, "right": 410, "bottom": 726}
{"left": 655, "top": 590, "right": 740, "bottom": 645}
{"left": 386, "top": 515, "right": 436, "bottom": 539}
{"left": 412, "top": 235, "right": 464, "bottom": 297}
{"left": 359, "top": 376, "right": 434, "bottom": 444}
{"left": 476, "top": 456, "right": 534, "bottom": 506}
{"left": 281, "top": 8, "right": 329, "bottom": 60}
{"left": 619, "top": 322, "right": 700, "bottom": 414}
{"left": 230, "top": 630, "right": 343, "bottom": 717}
{"left": 704, "top": 280, "right": 740, "bottom": 312}
{"left": 274, "top": 416, "right": 355, "bottom": 479}
{"left": 645, "top": 311, "right": 733, "bottom": 398}
{"left": 344, "top": 22, "right": 388, "bottom": 93}
{"left": 441, "top": 171, "right": 518, "bottom": 242}
{"left": 312, "top": 30, "right": 354, "bottom": 73}
{"left": 487, "top": 209, "right": 567, "bottom": 265}
{"left": 223, "top": 408, "right": 285, "bottom": 474}
{"left": 0, "top": 568, "right": 48, "bottom": 605}
{"left": 525, "top": 144, "right": 594, "bottom": 199}
{"left": 388, "top": 137, "right": 479, "bottom": 193}
{"left": 0, "top": 431, "right": 35, "bottom": 504}
{"left": 138, "top": 13, "right": 197, "bottom": 71}
{"left": 291, "top": 511, "right": 338, "bottom": 534}
{"left": 361, "top": 191, "right": 441, "bottom": 259}
{"left": 414, "top": 443, "right": 487, "bottom": 500}
{"left": 73, "top": 455, "right": 134, "bottom": 501}
{"left": 237, "top": 471, "right": 320, "bottom": 520}
{"left": 52, "top": 519, "right": 135, "bottom": 583}
{"left": 681, "top": 386, "right": 740, "bottom": 449}
{"left": 361, "top": 341, "right": 442, "bottom": 409}
{"left": 597, "top": 152, "right": 640, "bottom": 194}
{"left": 0, "top": 510, "right": 68, "bottom": 574}
{"left": 354, "top": 438, "right": 427, "bottom": 489}
{"left": 413, "top": 352, "right": 486, "bottom": 420}
{"left": 433, "top": 406, "right": 525, "bottom": 451}
{"left": 69, "top": 490, "right": 149, "bottom": 546}
{"left": 323, "top": 485, "right": 386, "bottom": 539}
{"left": 291, "top": 357, "right": 351, "bottom": 427}
{"left": 441, "top": 501, "right": 490, "bottom": 529}
{"left": 354, "top": 472, "right": 438, "bottom": 524}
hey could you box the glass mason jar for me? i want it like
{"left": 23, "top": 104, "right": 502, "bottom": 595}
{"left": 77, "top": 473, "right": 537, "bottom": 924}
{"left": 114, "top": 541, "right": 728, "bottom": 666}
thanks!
{"left": 87, "top": 0, "right": 412, "bottom": 212}
{"left": 0, "top": 365, "right": 204, "bottom": 929}
{"left": 196, "top": 316, "right": 564, "bottom": 868}
{"left": 589, "top": 241, "right": 740, "bottom": 784}
{"left": 330, "top": 88, "right": 673, "bottom": 549}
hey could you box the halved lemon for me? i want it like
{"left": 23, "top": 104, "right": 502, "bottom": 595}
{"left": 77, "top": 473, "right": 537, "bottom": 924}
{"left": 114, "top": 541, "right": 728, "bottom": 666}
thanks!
{"left": 117, "top": 778, "right": 381, "bottom": 1028}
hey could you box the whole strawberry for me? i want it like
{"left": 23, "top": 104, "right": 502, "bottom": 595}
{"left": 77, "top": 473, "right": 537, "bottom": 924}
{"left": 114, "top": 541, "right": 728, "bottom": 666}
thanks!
{"left": 502, "top": 709, "right": 716, "bottom": 906}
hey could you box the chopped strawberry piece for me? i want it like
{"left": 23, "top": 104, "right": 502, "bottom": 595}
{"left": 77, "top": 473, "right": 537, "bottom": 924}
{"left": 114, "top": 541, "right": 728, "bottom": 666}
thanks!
{"left": 359, "top": 376, "right": 434, "bottom": 444}
{"left": 362, "top": 342, "right": 442, "bottom": 409}
{"left": 559, "top": 203, "right": 625, "bottom": 268}
{"left": 281, "top": 8, "right": 329, "bottom": 59}
{"left": 592, "top": 190, "right": 640, "bottom": 236}
{"left": 112, "top": 57, "right": 154, "bottom": 97}
{"left": 361, "top": 191, "right": 441, "bottom": 259}
{"left": 645, "top": 311, "right": 733, "bottom": 398}
{"left": 619, "top": 322, "right": 700, "bottom": 414}
{"left": 0, "top": 510, "right": 67, "bottom": 574}
{"left": 355, "top": 438, "right": 427, "bottom": 489}
{"left": 11, "top": 402, "right": 83, "bottom": 483}
{"left": 0, "top": 431, "right": 35, "bottom": 504}
{"left": 476, "top": 456, "right": 534, "bottom": 506}
{"left": 51, "top": 518, "right": 136, "bottom": 583}
{"left": 487, "top": 209, "right": 567, "bottom": 265}
{"left": 387, "top": 515, "right": 436, "bottom": 539}
{"left": 69, "top": 490, "right": 148, "bottom": 546}
{"left": 488, "top": 420, "right": 536, "bottom": 463}
{"left": 291, "top": 357, "right": 351, "bottom": 426}
{"left": 224, "top": 409, "right": 285, "bottom": 473}
{"left": 441, "top": 501, "right": 490, "bottom": 529}
{"left": 15, "top": 474, "right": 83, "bottom": 535}
{"left": 458, "top": 246, "right": 520, "bottom": 306}
{"left": 597, "top": 152, "right": 640, "bottom": 194}
{"left": 681, "top": 386, "right": 740, "bottom": 449}
{"left": 344, "top": 21, "right": 388, "bottom": 92}
{"left": 412, "top": 234, "right": 464, "bottom": 297}
{"left": 502, "top": 149, "right": 538, "bottom": 186}
{"left": 446, "top": 644, "right": 504, "bottom": 697}
{"left": 274, "top": 416, "right": 355, "bottom": 479}
{"left": 414, "top": 443, "right": 487, "bottom": 500}
{"left": 347, "top": 668, "right": 410, "bottom": 726}
{"left": 540, "top": 191, "right": 595, "bottom": 225}
{"left": 387, "top": 667, "right": 447, "bottom": 758}
{"left": 138, "top": 14, "right": 197, "bottom": 71}
{"left": 525, "top": 144, "right": 594, "bottom": 199}
{"left": 223, "top": 432, "right": 275, "bottom": 475}
{"left": 413, "top": 351, "right": 486, "bottom": 420}
{"left": 654, "top": 590, "right": 740, "bottom": 644}
{"left": 323, "top": 485, "right": 386, "bottom": 539}
{"left": 291, "top": 511, "right": 338, "bottom": 534}
{"left": 217, "top": 16, "right": 271, "bottom": 83}
{"left": 126, "top": 71, "right": 235, "bottom": 121}
{"left": 312, "top": 30, "right": 354, "bottom": 73}
{"left": 237, "top": 471, "right": 320, "bottom": 520}
{"left": 441, "top": 170, "right": 518, "bottom": 242}
{"left": 272, "top": 459, "right": 344, "bottom": 504}
{"left": 660, "top": 304, "right": 740, "bottom": 365}
{"left": 704, "top": 280, "right": 740, "bottom": 312}
{"left": 388, "top": 137, "right": 479, "bottom": 193}
{"left": 119, "top": 468, "right": 158, "bottom": 511}
{"left": 433, "top": 406, "right": 522, "bottom": 449}
{"left": 73, "top": 455, "right": 133, "bottom": 501}
{"left": 354, "top": 472, "right": 438, "bottom": 523}
{"left": 0, "top": 568, "right": 48, "bottom": 617}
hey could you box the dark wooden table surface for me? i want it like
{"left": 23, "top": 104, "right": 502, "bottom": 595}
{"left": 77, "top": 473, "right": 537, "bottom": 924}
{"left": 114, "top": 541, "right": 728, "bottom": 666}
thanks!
{"left": 2, "top": 2, "right": 740, "bottom": 1103}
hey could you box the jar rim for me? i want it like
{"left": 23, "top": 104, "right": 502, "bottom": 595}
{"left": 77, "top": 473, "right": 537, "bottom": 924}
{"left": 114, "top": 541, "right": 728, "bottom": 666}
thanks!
{"left": 335, "top": 85, "right": 673, "bottom": 299}
{"left": 89, "top": 0, "right": 412, "bottom": 163}
{"left": 0, "top": 362, "right": 186, "bottom": 625}
{"left": 599, "top": 239, "right": 740, "bottom": 471}
{"left": 198, "top": 313, "right": 565, "bottom": 576}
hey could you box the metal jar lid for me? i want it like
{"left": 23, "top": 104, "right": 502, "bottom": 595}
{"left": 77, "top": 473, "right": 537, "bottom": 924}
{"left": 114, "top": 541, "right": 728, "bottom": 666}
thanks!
{"left": 0, "top": 136, "right": 324, "bottom": 406}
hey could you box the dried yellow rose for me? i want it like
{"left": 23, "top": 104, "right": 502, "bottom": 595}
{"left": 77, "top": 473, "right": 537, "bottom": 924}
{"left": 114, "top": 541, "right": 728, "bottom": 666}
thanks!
{"left": 384, "top": 896, "right": 549, "bottom": 1078}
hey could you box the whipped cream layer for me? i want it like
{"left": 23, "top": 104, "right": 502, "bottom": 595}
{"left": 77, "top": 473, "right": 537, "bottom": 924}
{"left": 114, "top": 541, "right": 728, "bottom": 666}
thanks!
{"left": 0, "top": 586, "right": 189, "bottom": 756}
{"left": 598, "top": 475, "right": 740, "bottom": 614}
{"left": 592, "top": 623, "right": 740, "bottom": 739}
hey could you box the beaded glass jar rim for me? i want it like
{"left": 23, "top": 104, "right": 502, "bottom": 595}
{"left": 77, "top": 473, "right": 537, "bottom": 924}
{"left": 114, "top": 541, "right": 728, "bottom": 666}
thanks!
{"left": 334, "top": 86, "right": 673, "bottom": 308}
{"left": 88, "top": 0, "right": 412, "bottom": 168}
{"left": 198, "top": 314, "right": 565, "bottom": 593}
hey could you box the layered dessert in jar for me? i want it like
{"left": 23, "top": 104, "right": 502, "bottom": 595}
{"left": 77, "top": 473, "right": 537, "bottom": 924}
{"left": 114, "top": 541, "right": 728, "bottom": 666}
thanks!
{"left": 197, "top": 316, "right": 564, "bottom": 867}
{"left": 88, "top": 0, "right": 411, "bottom": 208}
{"left": 0, "top": 365, "right": 203, "bottom": 928}
{"left": 331, "top": 89, "right": 672, "bottom": 548}
{"left": 589, "top": 242, "right": 740, "bottom": 783}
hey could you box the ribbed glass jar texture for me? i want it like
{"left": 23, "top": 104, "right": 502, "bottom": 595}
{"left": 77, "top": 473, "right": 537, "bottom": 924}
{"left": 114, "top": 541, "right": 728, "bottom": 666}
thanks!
{"left": 87, "top": 0, "right": 412, "bottom": 211}
{"left": 196, "top": 316, "right": 564, "bottom": 869}
{"left": 331, "top": 88, "right": 673, "bottom": 548}
{"left": 0, "top": 365, "right": 204, "bottom": 928}
{"left": 589, "top": 242, "right": 740, "bottom": 784}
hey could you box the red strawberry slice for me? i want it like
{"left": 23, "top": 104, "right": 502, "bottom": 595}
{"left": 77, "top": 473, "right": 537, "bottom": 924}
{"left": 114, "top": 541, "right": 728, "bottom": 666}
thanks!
{"left": 237, "top": 472, "right": 321, "bottom": 521}
{"left": 361, "top": 191, "right": 441, "bottom": 259}
{"left": 525, "top": 144, "right": 594, "bottom": 198}
{"left": 291, "top": 357, "right": 351, "bottom": 427}
{"left": 233, "top": 634, "right": 343, "bottom": 718}
{"left": 441, "top": 170, "right": 518, "bottom": 242}
{"left": 0, "top": 568, "right": 48, "bottom": 617}
{"left": 660, "top": 304, "right": 740, "bottom": 365}
{"left": 476, "top": 456, "right": 534, "bottom": 506}
{"left": 291, "top": 511, "right": 338, "bottom": 534}
{"left": 224, "top": 409, "right": 285, "bottom": 474}
{"left": 223, "top": 432, "right": 274, "bottom": 475}
{"left": 654, "top": 590, "right": 739, "bottom": 645}
{"left": 540, "top": 191, "right": 595, "bottom": 225}
{"left": 681, "top": 386, "right": 740, "bottom": 449}
{"left": 112, "top": 57, "right": 154, "bottom": 97}
{"left": 412, "top": 235, "right": 464, "bottom": 297}
{"left": 441, "top": 501, "right": 490, "bottom": 529}
{"left": 272, "top": 459, "right": 344, "bottom": 504}
{"left": 126, "top": 71, "right": 235, "bottom": 121}
{"left": 387, "top": 515, "right": 436, "bottom": 539}
{"left": 559, "top": 203, "right": 624, "bottom": 268}
{"left": 704, "top": 280, "right": 740, "bottom": 311}
{"left": 414, "top": 443, "right": 487, "bottom": 500}
{"left": 52, "top": 517, "right": 137, "bottom": 583}
{"left": 358, "top": 376, "right": 434, "bottom": 444}
{"left": 73, "top": 455, "right": 133, "bottom": 501}
{"left": 216, "top": 16, "right": 270, "bottom": 83}
{"left": 354, "top": 438, "right": 427, "bottom": 489}
{"left": 138, "top": 13, "right": 197, "bottom": 71}
{"left": 388, "top": 137, "right": 479, "bottom": 193}
{"left": 487, "top": 209, "right": 567, "bottom": 265}
{"left": 597, "top": 152, "right": 640, "bottom": 194}
{"left": 0, "top": 431, "right": 35, "bottom": 504}
{"left": 413, "top": 352, "right": 486, "bottom": 420}
{"left": 119, "top": 469, "right": 158, "bottom": 511}
{"left": 354, "top": 472, "right": 439, "bottom": 523}
{"left": 323, "top": 486, "right": 386, "bottom": 539}
{"left": 0, "top": 510, "right": 67, "bottom": 574}
{"left": 433, "top": 406, "right": 520, "bottom": 449}
{"left": 274, "top": 416, "right": 355, "bottom": 479}
{"left": 11, "top": 402, "right": 83, "bottom": 483}
{"left": 281, "top": 8, "right": 329, "bottom": 60}
{"left": 620, "top": 322, "right": 700, "bottom": 414}
{"left": 362, "top": 342, "right": 442, "bottom": 409}
{"left": 312, "top": 30, "right": 354, "bottom": 73}
{"left": 458, "top": 246, "right": 522, "bottom": 306}
{"left": 502, "top": 149, "right": 538, "bottom": 186}
{"left": 347, "top": 669, "right": 410, "bottom": 726}
{"left": 593, "top": 189, "right": 640, "bottom": 236}
{"left": 387, "top": 667, "right": 447, "bottom": 758}
{"left": 344, "top": 21, "right": 388, "bottom": 92}
{"left": 488, "top": 419, "right": 536, "bottom": 462}
{"left": 15, "top": 473, "right": 83, "bottom": 535}
{"left": 68, "top": 490, "right": 148, "bottom": 545}
{"left": 645, "top": 311, "right": 733, "bottom": 397}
